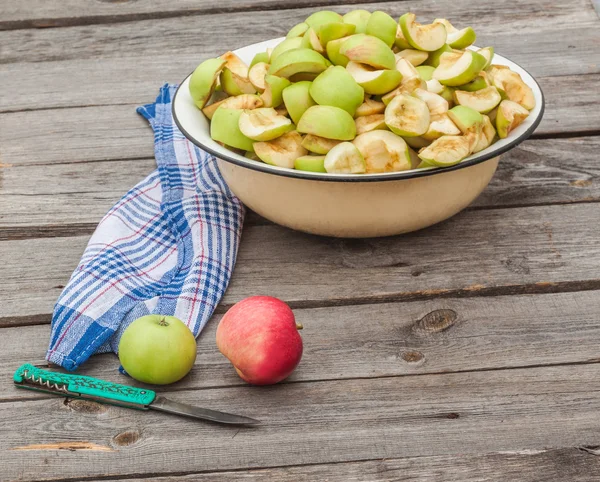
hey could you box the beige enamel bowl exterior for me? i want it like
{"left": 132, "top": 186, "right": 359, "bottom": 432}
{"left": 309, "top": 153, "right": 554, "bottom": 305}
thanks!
{"left": 217, "top": 156, "right": 499, "bottom": 237}
{"left": 173, "top": 38, "right": 544, "bottom": 238}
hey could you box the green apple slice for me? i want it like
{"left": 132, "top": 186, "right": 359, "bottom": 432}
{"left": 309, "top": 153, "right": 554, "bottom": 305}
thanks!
{"left": 271, "top": 37, "right": 304, "bottom": 63}
{"left": 250, "top": 51, "right": 270, "bottom": 68}
{"left": 260, "top": 74, "right": 291, "bottom": 108}
{"left": 447, "top": 104, "right": 483, "bottom": 151}
{"left": 339, "top": 34, "right": 396, "bottom": 70}
{"left": 342, "top": 10, "right": 371, "bottom": 34}
{"left": 269, "top": 48, "right": 329, "bottom": 78}
{"left": 439, "top": 85, "right": 455, "bottom": 105}
{"left": 248, "top": 62, "right": 269, "bottom": 92}
{"left": 326, "top": 36, "right": 351, "bottom": 67}
{"left": 355, "top": 114, "right": 387, "bottom": 134}
{"left": 275, "top": 105, "right": 288, "bottom": 117}
{"left": 365, "top": 11, "right": 398, "bottom": 48}
{"left": 385, "top": 93, "right": 430, "bottom": 136}
{"left": 407, "top": 146, "right": 422, "bottom": 169}
{"left": 355, "top": 97, "right": 386, "bottom": 116}
{"left": 399, "top": 13, "right": 448, "bottom": 52}
{"left": 404, "top": 136, "right": 431, "bottom": 149}
{"left": 472, "top": 114, "right": 497, "bottom": 153}
{"left": 425, "top": 78, "right": 444, "bottom": 93}
{"left": 477, "top": 47, "right": 494, "bottom": 69}
{"left": 309, "top": 66, "right": 364, "bottom": 116}
{"left": 353, "top": 130, "right": 411, "bottom": 173}
{"left": 211, "top": 107, "right": 255, "bottom": 151}
{"left": 305, "top": 10, "right": 343, "bottom": 30}
{"left": 395, "top": 57, "right": 419, "bottom": 79}
{"left": 324, "top": 142, "right": 366, "bottom": 174}
{"left": 395, "top": 49, "right": 429, "bottom": 66}
{"left": 412, "top": 88, "right": 449, "bottom": 116}
{"left": 245, "top": 150, "right": 260, "bottom": 161}
{"left": 495, "top": 100, "right": 529, "bottom": 138}
{"left": 418, "top": 135, "right": 471, "bottom": 166}
{"left": 394, "top": 24, "right": 412, "bottom": 50}
{"left": 345, "top": 61, "right": 402, "bottom": 95}
{"left": 297, "top": 105, "right": 356, "bottom": 140}
{"left": 219, "top": 52, "right": 255, "bottom": 96}
{"left": 189, "top": 58, "right": 227, "bottom": 109}
{"left": 454, "top": 86, "right": 501, "bottom": 113}
{"left": 416, "top": 65, "right": 436, "bottom": 81}
{"left": 424, "top": 44, "right": 454, "bottom": 67}
{"left": 301, "top": 134, "right": 341, "bottom": 154}
{"left": 294, "top": 155, "right": 327, "bottom": 172}
{"left": 381, "top": 75, "right": 426, "bottom": 105}
{"left": 282, "top": 81, "right": 316, "bottom": 124}
{"left": 422, "top": 113, "right": 461, "bottom": 140}
{"left": 238, "top": 108, "right": 293, "bottom": 141}
{"left": 254, "top": 131, "right": 307, "bottom": 168}
{"left": 457, "top": 72, "right": 490, "bottom": 92}
{"left": 202, "top": 94, "right": 262, "bottom": 120}
{"left": 433, "top": 19, "right": 476, "bottom": 49}
{"left": 433, "top": 51, "right": 487, "bottom": 86}
{"left": 302, "top": 28, "right": 326, "bottom": 53}
{"left": 287, "top": 22, "right": 309, "bottom": 38}
{"left": 318, "top": 22, "right": 356, "bottom": 46}
{"left": 488, "top": 68, "right": 535, "bottom": 110}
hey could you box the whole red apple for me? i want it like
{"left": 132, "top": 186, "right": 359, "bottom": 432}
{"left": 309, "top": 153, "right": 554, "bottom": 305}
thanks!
{"left": 216, "top": 296, "right": 303, "bottom": 385}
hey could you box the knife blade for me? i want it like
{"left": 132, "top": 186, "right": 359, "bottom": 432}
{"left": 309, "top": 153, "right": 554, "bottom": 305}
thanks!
{"left": 14, "top": 363, "right": 260, "bottom": 426}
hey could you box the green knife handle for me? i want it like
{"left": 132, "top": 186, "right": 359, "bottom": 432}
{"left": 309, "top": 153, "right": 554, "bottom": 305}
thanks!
{"left": 14, "top": 363, "right": 156, "bottom": 408}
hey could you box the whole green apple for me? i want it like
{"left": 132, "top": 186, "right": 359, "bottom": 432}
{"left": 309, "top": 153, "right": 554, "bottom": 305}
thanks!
{"left": 118, "top": 315, "right": 197, "bottom": 385}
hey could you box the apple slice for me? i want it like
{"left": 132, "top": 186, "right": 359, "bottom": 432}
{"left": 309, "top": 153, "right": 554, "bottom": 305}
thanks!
{"left": 309, "top": 66, "right": 364, "bottom": 116}
{"left": 355, "top": 114, "right": 387, "bottom": 134}
{"left": 433, "top": 50, "right": 487, "bottom": 86}
{"left": 394, "top": 24, "right": 412, "bottom": 50}
{"left": 305, "top": 10, "right": 343, "bottom": 30}
{"left": 318, "top": 22, "right": 356, "bottom": 46}
{"left": 454, "top": 86, "right": 501, "bottom": 113}
{"left": 245, "top": 151, "right": 260, "bottom": 161}
{"left": 339, "top": 34, "right": 396, "bottom": 70}
{"left": 385, "top": 93, "right": 430, "bottom": 137}
{"left": 250, "top": 51, "right": 270, "bottom": 68}
{"left": 496, "top": 100, "right": 529, "bottom": 138}
{"left": 416, "top": 65, "right": 436, "bottom": 81}
{"left": 422, "top": 113, "right": 461, "bottom": 140}
{"left": 488, "top": 68, "right": 535, "bottom": 110}
{"left": 399, "top": 13, "right": 447, "bottom": 52}
{"left": 472, "top": 114, "right": 497, "bottom": 153}
{"left": 365, "top": 11, "right": 398, "bottom": 47}
{"left": 271, "top": 37, "right": 304, "bottom": 63}
{"left": 294, "top": 155, "right": 327, "bottom": 172}
{"left": 353, "top": 130, "right": 411, "bottom": 173}
{"left": 287, "top": 22, "right": 309, "bottom": 38}
{"left": 418, "top": 135, "right": 471, "bottom": 167}
{"left": 356, "top": 97, "right": 386, "bottom": 116}
{"left": 345, "top": 61, "right": 402, "bottom": 95}
{"left": 189, "top": 58, "right": 227, "bottom": 109}
{"left": 447, "top": 104, "right": 483, "bottom": 151}
{"left": 433, "top": 18, "right": 476, "bottom": 49}
{"left": 282, "top": 81, "right": 316, "bottom": 124}
{"left": 297, "top": 105, "right": 357, "bottom": 140}
{"left": 301, "top": 134, "right": 341, "bottom": 154}
{"left": 269, "top": 48, "right": 329, "bottom": 78}
{"left": 477, "top": 47, "right": 494, "bottom": 70}
{"left": 395, "top": 49, "right": 429, "bottom": 66}
{"left": 457, "top": 72, "right": 490, "bottom": 92}
{"left": 302, "top": 28, "right": 326, "bottom": 53}
{"left": 404, "top": 136, "right": 431, "bottom": 149}
{"left": 202, "top": 94, "right": 263, "bottom": 120}
{"left": 219, "top": 52, "right": 256, "bottom": 96}
{"left": 324, "top": 142, "right": 366, "bottom": 174}
{"left": 326, "top": 36, "right": 351, "bottom": 66}
{"left": 211, "top": 107, "right": 255, "bottom": 151}
{"left": 342, "top": 10, "right": 371, "bottom": 34}
{"left": 260, "top": 74, "right": 291, "bottom": 108}
{"left": 412, "top": 88, "right": 449, "bottom": 116}
{"left": 254, "top": 131, "right": 307, "bottom": 168}
{"left": 248, "top": 62, "right": 269, "bottom": 92}
{"left": 424, "top": 44, "right": 454, "bottom": 67}
{"left": 238, "top": 108, "right": 293, "bottom": 141}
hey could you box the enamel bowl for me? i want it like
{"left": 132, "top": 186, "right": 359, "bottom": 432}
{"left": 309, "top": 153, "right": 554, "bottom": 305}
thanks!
{"left": 172, "top": 38, "right": 544, "bottom": 238}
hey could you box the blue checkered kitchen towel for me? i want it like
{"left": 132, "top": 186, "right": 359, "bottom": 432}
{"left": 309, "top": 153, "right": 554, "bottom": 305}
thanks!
{"left": 46, "top": 84, "right": 245, "bottom": 371}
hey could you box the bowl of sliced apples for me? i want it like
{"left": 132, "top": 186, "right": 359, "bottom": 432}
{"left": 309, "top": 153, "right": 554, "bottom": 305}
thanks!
{"left": 172, "top": 9, "right": 544, "bottom": 238}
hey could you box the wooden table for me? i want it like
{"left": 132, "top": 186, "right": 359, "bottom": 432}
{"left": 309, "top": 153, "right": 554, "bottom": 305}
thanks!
{"left": 1, "top": 1, "right": 600, "bottom": 480}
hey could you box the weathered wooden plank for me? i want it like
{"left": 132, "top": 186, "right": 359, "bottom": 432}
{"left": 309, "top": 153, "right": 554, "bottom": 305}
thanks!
{"left": 1, "top": 203, "right": 599, "bottom": 324}
{"left": 1, "top": 364, "right": 599, "bottom": 480}
{"left": 2, "top": 290, "right": 600, "bottom": 403}
{"left": 1, "top": 0, "right": 598, "bottom": 80}
{"left": 1, "top": 74, "right": 598, "bottom": 168}
{"left": 1, "top": 137, "right": 598, "bottom": 234}
{"left": 83, "top": 449, "right": 600, "bottom": 482}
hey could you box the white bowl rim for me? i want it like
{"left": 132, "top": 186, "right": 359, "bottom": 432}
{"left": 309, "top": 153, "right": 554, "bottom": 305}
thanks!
{"left": 172, "top": 38, "right": 545, "bottom": 183}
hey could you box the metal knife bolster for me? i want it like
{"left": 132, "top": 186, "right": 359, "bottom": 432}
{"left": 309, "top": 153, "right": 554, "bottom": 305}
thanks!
{"left": 13, "top": 363, "right": 156, "bottom": 409}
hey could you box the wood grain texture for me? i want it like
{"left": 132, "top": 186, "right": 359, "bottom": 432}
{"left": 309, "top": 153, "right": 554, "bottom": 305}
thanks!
{"left": 1, "top": 202, "right": 600, "bottom": 324}
{"left": 2, "top": 290, "right": 600, "bottom": 403}
{"left": 1, "top": 0, "right": 598, "bottom": 79}
{"left": 1, "top": 74, "right": 598, "bottom": 169}
{"left": 82, "top": 449, "right": 600, "bottom": 482}
{"left": 0, "top": 137, "right": 598, "bottom": 236}
{"left": 1, "top": 363, "right": 600, "bottom": 480}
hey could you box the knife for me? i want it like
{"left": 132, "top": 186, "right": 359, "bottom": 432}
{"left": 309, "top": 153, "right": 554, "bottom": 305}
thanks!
{"left": 13, "top": 363, "right": 260, "bottom": 426}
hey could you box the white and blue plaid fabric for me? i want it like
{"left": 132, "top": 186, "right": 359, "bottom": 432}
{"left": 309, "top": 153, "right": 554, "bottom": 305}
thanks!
{"left": 47, "top": 84, "right": 245, "bottom": 371}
